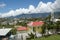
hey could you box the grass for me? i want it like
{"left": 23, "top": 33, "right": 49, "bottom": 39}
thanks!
{"left": 31, "top": 34, "right": 60, "bottom": 40}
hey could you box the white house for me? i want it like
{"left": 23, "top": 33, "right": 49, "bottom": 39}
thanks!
{"left": 0, "top": 28, "right": 12, "bottom": 40}
{"left": 54, "top": 19, "right": 60, "bottom": 22}
{"left": 16, "top": 26, "right": 30, "bottom": 40}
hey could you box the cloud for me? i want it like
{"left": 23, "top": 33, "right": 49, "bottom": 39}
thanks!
{"left": 51, "top": 0, "right": 60, "bottom": 11}
{"left": 0, "top": 3, "right": 6, "bottom": 8}
{"left": 0, "top": 0, "right": 60, "bottom": 18}
{"left": 36, "top": 2, "right": 52, "bottom": 13}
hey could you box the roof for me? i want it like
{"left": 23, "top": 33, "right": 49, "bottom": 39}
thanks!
{"left": 17, "top": 27, "right": 28, "bottom": 31}
{"left": 0, "top": 28, "right": 12, "bottom": 36}
{"left": 54, "top": 19, "right": 60, "bottom": 22}
{"left": 27, "top": 21, "right": 44, "bottom": 27}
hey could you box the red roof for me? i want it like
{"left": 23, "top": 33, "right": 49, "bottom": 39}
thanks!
{"left": 27, "top": 21, "right": 44, "bottom": 27}
{"left": 17, "top": 27, "right": 28, "bottom": 31}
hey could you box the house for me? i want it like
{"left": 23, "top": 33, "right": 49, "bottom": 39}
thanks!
{"left": 16, "top": 26, "right": 30, "bottom": 40}
{"left": 54, "top": 19, "right": 60, "bottom": 22}
{"left": 27, "top": 21, "right": 44, "bottom": 32}
{"left": 27, "top": 21, "right": 44, "bottom": 37}
{"left": 0, "top": 28, "right": 12, "bottom": 40}
{"left": 1, "top": 21, "right": 8, "bottom": 25}
{"left": 17, "top": 26, "right": 28, "bottom": 34}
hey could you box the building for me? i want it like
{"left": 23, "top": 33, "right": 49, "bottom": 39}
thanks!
{"left": 16, "top": 26, "right": 29, "bottom": 40}
{"left": 27, "top": 21, "right": 44, "bottom": 32}
{"left": 0, "top": 28, "right": 12, "bottom": 40}
{"left": 27, "top": 21, "right": 44, "bottom": 37}
{"left": 54, "top": 19, "right": 60, "bottom": 22}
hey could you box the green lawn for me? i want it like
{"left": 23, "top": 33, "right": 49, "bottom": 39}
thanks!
{"left": 31, "top": 34, "right": 60, "bottom": 40}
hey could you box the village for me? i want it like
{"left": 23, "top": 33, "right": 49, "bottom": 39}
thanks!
{"left": 0, "top": 0, "right": 60, "bottom": 40}
{"left": 0, "top": 13, "right": 60, "bottom": 40}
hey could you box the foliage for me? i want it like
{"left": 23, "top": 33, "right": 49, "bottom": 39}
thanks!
{"left": 11, "top": 28, "right": 17, "bottom": 35}
{"left": 31, "top": 34, "right": 60, "bottom": 40}
{"left": 16, "top": 22, "right": 27, "bottom": 26}
{"left": 28, "top": 33, "right": 35, "bottom": 39}
{"left": 41, "top": 24, "right": 46, "bottom": 34}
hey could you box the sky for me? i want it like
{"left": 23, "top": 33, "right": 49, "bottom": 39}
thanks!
{"left": 0, "top": 0, "right": 60, "bottom": 18}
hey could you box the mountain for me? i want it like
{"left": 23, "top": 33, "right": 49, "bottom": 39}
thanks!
{"left": 6, "top": 12, "right": 60, "bottom": 19}
{"left": 54, "top": 12, "right": 60, "bottom": 19}
{"left": 12, "top": 13, "right": 51, "bottom": 18}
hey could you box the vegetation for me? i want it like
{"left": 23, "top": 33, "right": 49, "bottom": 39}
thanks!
{"left": 16, "top": 22, "right": 27, "bottom": 26}
{"left": 11, "top": 28, "right": 17, "bottom": 35}
{"left": 31, "top": 34, "right": 60, "bottom": 40}
{"left": 0, "top": 15, "right": 60, "bottom": 35}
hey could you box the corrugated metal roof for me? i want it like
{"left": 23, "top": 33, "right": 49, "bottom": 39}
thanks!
{"left": 0, "top": 28, "right": 12, "bottom": 36}
{"left": 17, "top": 27, "right": 28, "bottom": 31}
{"left": 27, "top": 21, "right": 44, "bottom": 27}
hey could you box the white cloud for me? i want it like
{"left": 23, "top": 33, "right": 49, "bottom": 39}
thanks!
{"left": 0, "top": 0, "right": 60, "bottom": 18}
{"left": 36, "top": 2, "right": 52, "bottom": 13}
{"left": 29, "top": 5, "right": 36, "bottom": 13}
{"left": 0, "top": 3, "right": 6, "bottom": 8}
